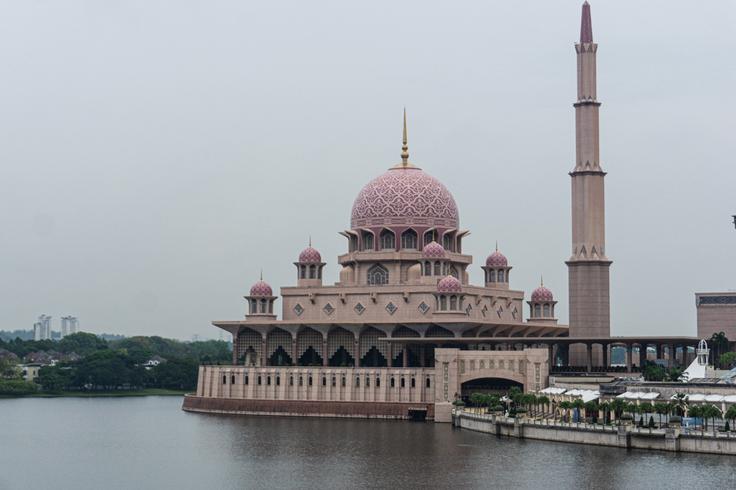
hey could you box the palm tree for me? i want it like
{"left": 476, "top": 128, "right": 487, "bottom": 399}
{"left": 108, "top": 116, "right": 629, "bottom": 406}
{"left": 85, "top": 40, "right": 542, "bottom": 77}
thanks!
{"left": 538, "top": 396, "right": 550, "bottom": 418}
{"left": 599, "top": 401, "right": 610, "bottom": 425}
{"left": 572, "top": 399, "right": 585, "bottom": 425}
{"left": 688, "top": 405, "right": 702, "bottom": 433}
{"left": 584, "top": 401, "right": 599, "bottom": 424}
{"left": 724, "top": 405, "right": 736, "bottom": 432}
{"left": 654, "top": 402, "right": 669, "bottom": 428}
{"left": 559, "top": 401, "right": 572, "bottom": 424}
{"left": 469, "top": 393, "right": 483, "bottom": 412}
{"left": 671, "top": 393, "right": 689, "bottom": 417}
{"left": 611, "top": 398, "right": 626, "bottom": 425}
{"left": 701, "top": 404, "right": 722, "bottom": 435}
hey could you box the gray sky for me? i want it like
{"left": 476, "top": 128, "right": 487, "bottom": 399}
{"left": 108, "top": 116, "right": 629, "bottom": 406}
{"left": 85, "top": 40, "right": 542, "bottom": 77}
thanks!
{"left": 1, "top": 0, "right": 734, "bottom": 340}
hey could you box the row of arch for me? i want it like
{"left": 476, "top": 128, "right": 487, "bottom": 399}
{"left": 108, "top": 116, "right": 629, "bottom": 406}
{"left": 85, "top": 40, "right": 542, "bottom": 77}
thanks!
{"left": 349, "top": 229, "right": 458, "bottom": 253}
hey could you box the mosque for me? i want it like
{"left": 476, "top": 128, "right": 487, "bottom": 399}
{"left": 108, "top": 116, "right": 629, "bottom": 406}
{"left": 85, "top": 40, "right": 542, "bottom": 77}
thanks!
{"left": 183, "top": 2, "right": 702, "bottom": 422}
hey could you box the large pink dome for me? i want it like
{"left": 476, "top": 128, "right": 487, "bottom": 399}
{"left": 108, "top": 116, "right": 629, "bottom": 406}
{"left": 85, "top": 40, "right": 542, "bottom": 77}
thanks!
{"left": 351, "top": 167, "right": 459, "bottom": 229}
{"left": 486, "top": 250, "right": 508, "bottom": 268}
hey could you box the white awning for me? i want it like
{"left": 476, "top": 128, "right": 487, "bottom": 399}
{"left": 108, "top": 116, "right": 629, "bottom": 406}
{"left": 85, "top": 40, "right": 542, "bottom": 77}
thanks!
{"left": 540, "top": 387, "right": 566, "bottom": 395}
{"left": 704, "top": 394, "right": 724, "bottom": 403}
{"left": 724, "top": 395, "right": 736, "bottom": 403}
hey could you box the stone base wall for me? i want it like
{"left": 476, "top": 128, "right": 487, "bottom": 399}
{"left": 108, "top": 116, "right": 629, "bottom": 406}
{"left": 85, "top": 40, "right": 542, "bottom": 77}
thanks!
{"left": 454, "top": 411, "right": 736, "bottom": 456}
{"left": 182, "top": 395, "right": 434, "bottom": 420}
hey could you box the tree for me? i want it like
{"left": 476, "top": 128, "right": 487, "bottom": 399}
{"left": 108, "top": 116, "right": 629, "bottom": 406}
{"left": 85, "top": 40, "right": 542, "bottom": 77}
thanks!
{"left": 58, "top": 332, "right": 108, "bottom": 357}
{"left": 701, "top": 404, "right": 722, "bottom": 435}
{"left": 688, "top": 405, "right": 701, "bottom": 430}
{"left": 559, "top": 401, "right": 572, "bottom": 424}
{"left": 572, "top": 399, "right": 585, "bottom": 424}
{"left": 671, "top": 393, "right": 689, "bottom": 417}
{"left": 537, "top": 396, "right": 550, "bottom": 416}
{"left": 599, "top": 401, "right": 611, "bottom": 425}
{"left": 611, "top": 399, "right": 626, "bottom": 425}
{"left": 725, "top": 406, "right": 736, "bottom": 432}
{"left": 719, "top": 352, "right": 736, "bottom": 369}
{"left": 639, "top": 402, "right": 654, "bottom": 419}
{"left": 149, "top": 358, "right": 198, "bottom": 390}
{"left": 654, "top": 402, "right": 669, "bottom": 428}
{"left": 710, "top": 332, "right": 729, "bottom": 368}
{"left": 584, "top": 401, "right": 599, "bottom": 424}
{"left": 470, "top": 393, "right": 484, "bottom": 410}
{"left": 642, "top": 362, "right": 667, "bottom": 382}
{"left": 37, "top": 365, "right": 74, "bottom": 392}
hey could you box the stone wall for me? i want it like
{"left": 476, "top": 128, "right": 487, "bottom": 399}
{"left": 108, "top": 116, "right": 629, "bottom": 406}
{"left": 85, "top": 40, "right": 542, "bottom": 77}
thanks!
{"left": 455, "top": 411, "right": 736, "bottom": 456}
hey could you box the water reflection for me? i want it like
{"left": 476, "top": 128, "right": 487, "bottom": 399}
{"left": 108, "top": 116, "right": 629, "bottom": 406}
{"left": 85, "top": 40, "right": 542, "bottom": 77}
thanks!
{"left": 1, "top": 397, "right": 735, "bottom": 490}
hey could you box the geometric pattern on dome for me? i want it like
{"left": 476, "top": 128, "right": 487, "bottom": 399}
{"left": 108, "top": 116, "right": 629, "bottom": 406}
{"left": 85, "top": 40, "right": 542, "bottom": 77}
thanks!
{"left": 249, "top": 280, "right": 273, "bottom": 297}
{"left": 486, "top": 250, "right": 508, "bottom": 268}
{"left": 422, "top": 241, "right": 446, "bottom": 258}
{"left": 531, "top": 286, "right": 554, "bottom": 302}
{"left": 298, "top": 246, "right": 322, "bottom": 263}
{"left": 350, "top": 167, "right": 459, "bottom": 228}
{"left": 436, "top": 275, "right": 462, "bottom": 293}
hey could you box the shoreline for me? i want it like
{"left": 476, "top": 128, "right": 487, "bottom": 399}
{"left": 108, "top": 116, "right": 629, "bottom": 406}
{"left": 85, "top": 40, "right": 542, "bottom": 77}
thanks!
{"left": 1, "top": 389, "right": 188, "bottom": 399}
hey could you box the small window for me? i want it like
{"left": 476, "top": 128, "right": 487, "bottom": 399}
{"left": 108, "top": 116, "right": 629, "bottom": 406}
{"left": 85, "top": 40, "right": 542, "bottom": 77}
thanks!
{"left": 411, "top": 378, "right": 416, "bottom": 388}
{"left": 426, "top": 377, "right": 431, "bottom": 388}
{"left": 299, "top": 376, "right": 303, "bottom": 386}
{"left": 401, "top": 229, "right": 418, "bottom": 249}
{"left": 267, "top": 376, "right": 271, "bottom": 386}
{"left": 543, "top": 304, "right": 551, "bottom": 317}
{"left": 308, "top": 376, "right": 313, "bottom": 386}
{"left": 366, "top": 376, "right": 370, "bottom": 387}
{"left": 498, "top": 270, "right": 505, "bottom": 282}
{"left": 356, "top": 376, "right": 360, "bottom": 387}
{"left": 376, "top": 377, "right": 381, "bottom": 388}
{"left": 390, "top": 377, "right": 395, "bottom": 388}
{"left": 434, "top": 261, "right": 441, "bottom": 275}
{"left": 309, "top": 265, "right": 316, "bottom": 279}
{"left": 424, "top": 262, "right": 431, "bottom": 276}
{"left": 489, "top": 270, "right": 496, "bottom": 282}
{"left": 245, "top": 375, "right": 249, "bottom": 385}
{"left": 380, "top": 230, "right": 395, "bottom": 250}
{"left": 440, "top": 296, "right": 447, "bottom": 310}
{"left": 222, "top": 375, "right": 227, "bottom": 385}
{"left": 322, "top": 376, "right": 327, "bottom": 387}
{"left": 331, "top": 376, "right": 336, "bottom": 387}
{"left": 289, "top": 376, "right": 294, "bottom": 386}
{"left": 400, "top": 377, "right": 405, "bottom": 388}
{"left": 276, "top": 376, "right": 280, "bottom": 386}
{"left": 450, "top": 296, "right": 458, "bottom": 310}
{"left": 231, "top": 375, "right": 235, "bottom": 384}
{"left": 363, "top": 232, "right": 374, "bottom": 251}
{"left": 341, "top": 376, "right": 346, "bottom": 387}
{"left": 258, "top": 376, "right": 262, "bottom": 386}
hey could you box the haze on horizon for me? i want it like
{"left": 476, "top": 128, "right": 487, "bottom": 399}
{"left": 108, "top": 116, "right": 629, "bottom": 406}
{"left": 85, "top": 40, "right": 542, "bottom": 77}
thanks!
{"left": 0, "top": 0, "right": 733, "bottom": 340}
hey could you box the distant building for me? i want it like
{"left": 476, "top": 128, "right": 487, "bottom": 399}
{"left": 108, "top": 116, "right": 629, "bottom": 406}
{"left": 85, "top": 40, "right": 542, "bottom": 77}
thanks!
{"left": 33, "top": 315, "right": 52, "bottom": 341}
{"left": 142, "top": 356, "right": 166, "bottom": 370}
{"left": 60, "top": 316, "right": 79, "bottom": 338}
{"left": 19, "top": 363, "right": 43, "bottom": 382}
{"left": 696, "top": 292, "right": 736, "bottom": 342}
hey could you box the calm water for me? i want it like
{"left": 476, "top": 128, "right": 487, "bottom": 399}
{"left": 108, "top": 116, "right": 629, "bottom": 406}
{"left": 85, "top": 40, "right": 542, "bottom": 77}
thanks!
{"left": 1, "top": 397, "right": 735, "bottom": 490}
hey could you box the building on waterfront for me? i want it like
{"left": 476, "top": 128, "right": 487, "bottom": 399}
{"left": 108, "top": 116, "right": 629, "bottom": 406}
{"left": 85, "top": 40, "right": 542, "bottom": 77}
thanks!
{"left": 696, "top": 292, "right": 736, "bottom": 342}
{"left": 33, "top": 315, "right": 52, "bottom": 341}
{"left": 60, "top": 316, "right": 79, "bottom": 338}
{"left": 185, "top": 2, "right": 706, "bottom": 422}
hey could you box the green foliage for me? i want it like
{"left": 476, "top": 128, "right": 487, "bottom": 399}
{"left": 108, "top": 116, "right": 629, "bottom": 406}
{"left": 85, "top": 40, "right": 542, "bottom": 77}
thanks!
{"left": 148, "top": 358, "right": 199, "bottom": 390}
{"left": 719, "top": 352, "right": 736, "bottom": 369}
{"left": 37, "top": 365, "right": 74, "bottom": 392}
{"left": 639, "top": 402, "right": 654, "bottom": 414}
{"left": 58, "top": 332, "right": 109, "bottom": 356}
{"left": 642, "top": 362, "right": 667, "bottom": 381}
{"left": 710, "top": 332, "right": 730, "bottom": 368}
{"left": 0, "top": 379, "right": 38, "bottom": 396}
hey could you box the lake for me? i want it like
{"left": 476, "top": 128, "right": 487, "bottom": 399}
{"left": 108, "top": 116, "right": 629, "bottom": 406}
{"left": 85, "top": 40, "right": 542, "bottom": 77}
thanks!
{"left": 2, "top": 396, "right": 735, "bottom": 489}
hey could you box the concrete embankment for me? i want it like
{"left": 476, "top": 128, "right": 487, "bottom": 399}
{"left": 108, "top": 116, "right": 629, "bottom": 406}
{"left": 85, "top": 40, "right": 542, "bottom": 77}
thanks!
{"left": 182, "top": 395, "right": 434, "bottom": 420}
{"left": 454, "top": 411, "right": 736, "bottom": 456}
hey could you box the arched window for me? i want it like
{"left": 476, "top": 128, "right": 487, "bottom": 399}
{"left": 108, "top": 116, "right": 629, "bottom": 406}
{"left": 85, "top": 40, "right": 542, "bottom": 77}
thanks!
{"left": 401, "top": 229, "right": 418, "bottom": 249}
{"left": 450, "top": 296, "right": 457, "bottom": 310}
{"left": 534, "top": 304, "right": 541, "bottom": 318}
{"left": 309, "top": 265, "right": 316, "bottom": 279}
{"left": 349, "top": 235, "right": 358, "bottom": 252}
{"left": 423, "top": 230, "right": 437, "bottom": 247}
{"left": 424, "top": 262, "right": 431, "bottom": 276}
{"left": 449, "top": 265, "right": 458, "bottom": 278}
{"left": 250, "top": 299, "right": 258, "bottom": 314}
{"left": 260, "top": 299, "right": 268, "bottom": 313}
{"left": 498, "top": 270, "right": 505, "bottom": 282}
{"left": 443, "top": 234, "right": 452, "bottom": 251}
{"left": 489, "top": 270, "right": 496, "bottom": 282}
{"left": 380, "top": 230, "right": 395, "bottom": 250}
{"left": 440, "top": 296, "right": 447, "bottom": 310}
{"left": 367, "top": 264, "right": 389, "bottom": 285}
{"left": 434, "top": 261, "right": 441, "bottom": 275}
{"left": 318, "top": 267, "right": 322, "bottom": 280}
{"left": 300, "top": 265, "right": 306, "bottom": 279}
{"left": 543, "top": 304, "right": 551, "bottom": 317}
{"left": 362, "top": 232, "right": 374, "bottom": 251}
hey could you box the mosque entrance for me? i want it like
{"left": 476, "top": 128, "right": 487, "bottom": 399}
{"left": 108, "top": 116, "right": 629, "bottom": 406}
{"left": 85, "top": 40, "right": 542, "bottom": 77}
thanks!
{"left": 460, "top": 378, "right": 523, "bottom": 398}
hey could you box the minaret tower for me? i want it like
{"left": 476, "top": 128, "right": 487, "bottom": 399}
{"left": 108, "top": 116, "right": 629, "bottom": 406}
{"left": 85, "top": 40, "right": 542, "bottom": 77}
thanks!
{"left": 567, "top": 2, "right": 611, "bottom": 364}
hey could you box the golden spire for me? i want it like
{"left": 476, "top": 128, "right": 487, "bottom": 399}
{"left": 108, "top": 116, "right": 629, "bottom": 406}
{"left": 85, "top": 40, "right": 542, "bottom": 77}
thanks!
{"left": 401, "top": 108, "right": 409, "bottom": 165}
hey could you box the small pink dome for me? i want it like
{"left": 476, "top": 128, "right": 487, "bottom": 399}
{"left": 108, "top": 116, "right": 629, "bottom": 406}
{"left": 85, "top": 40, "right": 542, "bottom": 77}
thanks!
{"left": 422, "top": 241, "right": 446, "bottom": 258}
{"left": 249, "top": 280, "right": 273, "bottom": 297}
{"left": 298, "top": 246, "right": 322, "bottom": 263}
{"left": 531, "top": 285, "right": 554, "bottom": 302}
{"left": 437, "top": 275, "right": 462, "bottom": 293}
{"left": 486, "top": 250, "right": 508, "bottom": 268}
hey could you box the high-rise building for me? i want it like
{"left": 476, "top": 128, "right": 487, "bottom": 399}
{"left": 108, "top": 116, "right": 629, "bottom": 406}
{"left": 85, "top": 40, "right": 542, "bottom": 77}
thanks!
{"left": 60, "top": 316, "right": 79, "bottom": 338}
{"left": 566, "top": 1, "right": 611, "bottom": 365}
{"left": 33, "top": 315, "right": 52, "bottom": 341}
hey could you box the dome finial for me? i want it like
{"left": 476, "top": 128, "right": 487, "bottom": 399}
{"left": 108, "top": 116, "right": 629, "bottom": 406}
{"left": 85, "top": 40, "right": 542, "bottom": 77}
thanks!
{"left": 309, "top": 234, "right": 312, "bottom": 247}
{"left": 260, "top": 269, "right": 263, "bottom": 281}
{"left": 540, "top": 275, "right": 544, "bottom": 287}
{"left": 495, "top": 240, "right": 498, "bottom": 252}
{"left": 401, "top": 108, "right": 409, "bottom": 166}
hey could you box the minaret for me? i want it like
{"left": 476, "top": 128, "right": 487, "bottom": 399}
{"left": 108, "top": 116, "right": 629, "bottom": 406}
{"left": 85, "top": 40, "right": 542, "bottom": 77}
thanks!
{"left": 567, "top": 1, "right": 611, "bottom": 365}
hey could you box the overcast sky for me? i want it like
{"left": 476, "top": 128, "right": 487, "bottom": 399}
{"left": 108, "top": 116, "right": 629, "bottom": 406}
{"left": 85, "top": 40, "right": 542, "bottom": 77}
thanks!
{"left": 1, "top": 0, "right": 734, "bottom": 340}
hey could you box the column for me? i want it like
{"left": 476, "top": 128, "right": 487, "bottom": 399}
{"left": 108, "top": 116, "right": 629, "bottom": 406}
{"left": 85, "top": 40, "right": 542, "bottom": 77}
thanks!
{"left": 586, "top": 344, "right": 592, "bottom": 373}
{"left": 602, "top": 344, "right": 608, "bottom": 370}
{"left": 322, "top": 339, "right": 328, "bottom": 367}
{"left": 638, "top": 344, "right": 644, "bottom": 369}
{"left": 260, "top": 337, "right": 267, "bottom": 367}
{"left": 668, "top": 344, "right": 675, "bottom": 369}
{"left": 625, "top": 345, "right": 632, "bottom": 373}
{"left": 656, "top": 344, "right": 662, "bottom": 361}
{"left": 548, "top": 344, "right": 555, "bottom": 372}
{"left": 354, "top": 339, "right": 360, "bottom": 368}
{"left": 403, "top": 346, "right": 408, "bottom": 368}
{"left": 291, "top": 336, "right": 298, "bottom": 367}
{"left": 388, "top": 342, "right": 394, "bottom": 368}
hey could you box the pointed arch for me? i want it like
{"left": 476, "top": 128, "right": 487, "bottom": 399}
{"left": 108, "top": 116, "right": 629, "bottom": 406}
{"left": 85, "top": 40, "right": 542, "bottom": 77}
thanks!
{"left": 401, "top": 228, "right": 418, "bottom": 250}
{"left": 367, "top": 263, "right": 389, "bottom": 285}
{"left": 379, "top": 228, "right": 395, "bottom": 250}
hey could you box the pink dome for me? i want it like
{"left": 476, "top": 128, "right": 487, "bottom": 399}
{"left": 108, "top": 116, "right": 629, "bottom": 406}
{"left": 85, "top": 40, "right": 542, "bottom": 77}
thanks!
{"left": 350, "top": 167, "right": 459, "bottom": 229}
{"left": 531, "top": 285, "right": 554, "bottom": 302}
{"left": 437, "top": 275, "right": 462, "bottom": 293}
{"left": 486, "top": 250, "right": 508, "bottom": 268}
{"left": 249, "top": 280, "right": 273, "bottom": 297}
{"left": 422, "top": 241, "right": 446, "bottom": 258}
{"left": 298, "top": 246, "right": 322, "bottom": 263}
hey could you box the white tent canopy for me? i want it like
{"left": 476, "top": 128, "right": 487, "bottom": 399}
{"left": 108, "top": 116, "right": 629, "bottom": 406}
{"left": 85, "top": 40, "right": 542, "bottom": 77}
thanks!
{"left": 616, "top": 392, "right": 660, "bottom": 401}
